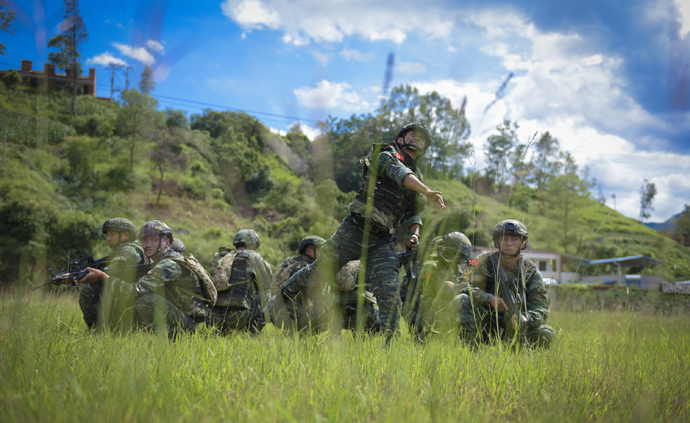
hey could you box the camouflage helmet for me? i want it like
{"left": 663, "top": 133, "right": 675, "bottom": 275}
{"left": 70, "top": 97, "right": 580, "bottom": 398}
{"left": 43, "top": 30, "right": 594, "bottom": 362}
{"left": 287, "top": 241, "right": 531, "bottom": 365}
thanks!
{"left": 138, "top": 220, "right": 174, "bottom": 244}
{"left": 233, "top": 229, "right": 260, "bottom": 249}
{"left": 397, "top": 121, "right": 432, "bottom": 153}
{"left": 492, "top": 219, "right": 529, "bottom": 249}
{"left": 170, "top": 238, "right": 185, "bottom": 254}
{"left": 433, "top": 232, "right": 473, "bottom": 263}
{"left": 102, "top": 218, "right": 137, "bottom": 240}
{"left": 298, "top": 235, "right": 326, "bottom": 255}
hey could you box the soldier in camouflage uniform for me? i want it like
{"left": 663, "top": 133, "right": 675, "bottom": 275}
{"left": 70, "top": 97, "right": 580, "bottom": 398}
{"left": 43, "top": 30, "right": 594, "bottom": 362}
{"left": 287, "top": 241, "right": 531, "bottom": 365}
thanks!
{"left": 209, "top": 229, "right": 273, "bottom": 334}
{"left": 79, "top": 220, "right": 211, "bottom": 337}
{"left": 79, "top": 218, "right": 148, "bottom": 329}
{"left": 283, "top": 122, "right": 446, "bottom": 337}
{"left": 457, "top": 220, "right": 554, "bottom": 348}
{"left": 170, "top": 238, "right": 186, "bottom": 254}
{"left": 406, "top": 232, "right": 472, "bottom": 342}
{"left": 267, "top": 235, "right": 326, "bottom": 331}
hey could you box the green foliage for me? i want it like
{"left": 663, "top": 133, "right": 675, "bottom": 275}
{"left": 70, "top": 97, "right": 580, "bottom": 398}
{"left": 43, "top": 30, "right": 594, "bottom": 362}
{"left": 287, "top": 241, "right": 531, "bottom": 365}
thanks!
{"left": 2, "top": 69, "right": 20, "bottom": 89}
{"left": 165, "top": 107, "right": 190, "bottom": 129}
{"left": 0, "top": 110, "right": 75, "bottom": 146}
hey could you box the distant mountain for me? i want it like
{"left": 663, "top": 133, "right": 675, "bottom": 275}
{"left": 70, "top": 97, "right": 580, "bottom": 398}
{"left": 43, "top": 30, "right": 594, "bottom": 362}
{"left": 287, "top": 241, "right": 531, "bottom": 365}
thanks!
{"left": 645, "top": 212, "right": 682, "bottom": 232}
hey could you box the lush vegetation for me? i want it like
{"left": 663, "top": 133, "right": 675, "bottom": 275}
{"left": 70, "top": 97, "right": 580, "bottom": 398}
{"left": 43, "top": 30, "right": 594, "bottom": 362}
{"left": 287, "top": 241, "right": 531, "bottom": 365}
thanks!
{"left": 1, "top": 294, "right": 689, "bottom": 422}
{"left": 0, "top": 83, "right": 688, "bottom": 289}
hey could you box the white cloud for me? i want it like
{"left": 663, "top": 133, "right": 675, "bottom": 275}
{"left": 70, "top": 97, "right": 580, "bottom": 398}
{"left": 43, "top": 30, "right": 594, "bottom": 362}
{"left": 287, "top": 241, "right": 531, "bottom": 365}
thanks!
{"left": 293, "top": 80, "right": 369, "bottom": 111}
{"left": 397, "top": 61, "right": 427, "bottom": 74}
{"left": 112, "top": 43, "right": 155, "bottom": 65}
{"left": 222, "top": 0, "right": 281, "bottom": 30}
{"left": 676, "top": 0, "right": 690, "bottom": 37}
{"left": 340, "top": 48, "right": 371, "bottom": 61}
{"left": 269, "top": 126, "right": 287, "bottom": 136}
{"left": 289, "top": 121, "right": 321, "bottom": 141}
{"left": 86, "top": 52, "right": 127, "bottom": 66}
{"left": 146, "top": 40, "right": 164, "bottom": 52}
{"left": 220, "top": 0, "right": 455, "bottom": 44}
{"left": 311, "top": 50, "right": 331, "bottom": 66}
{"left": 447, "top": 45, "right": 457, "bottom": 52}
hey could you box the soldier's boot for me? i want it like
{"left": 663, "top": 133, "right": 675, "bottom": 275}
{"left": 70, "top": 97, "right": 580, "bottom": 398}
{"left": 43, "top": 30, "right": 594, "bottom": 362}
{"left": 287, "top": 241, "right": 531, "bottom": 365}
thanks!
{"left": 526, "top": 324, "right": 555, "bottom": 349}
{"left": 78, "top": 282, "right": 103, "bottom": 329}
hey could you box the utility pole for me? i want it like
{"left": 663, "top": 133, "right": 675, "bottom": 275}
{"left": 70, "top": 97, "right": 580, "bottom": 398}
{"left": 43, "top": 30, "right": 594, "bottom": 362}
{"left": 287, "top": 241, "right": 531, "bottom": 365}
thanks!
{"left": 124, "top": 66, "right": 132, "bottom": 91}
{"left": 106, "top": 63, "right": 124, "bottom": 99}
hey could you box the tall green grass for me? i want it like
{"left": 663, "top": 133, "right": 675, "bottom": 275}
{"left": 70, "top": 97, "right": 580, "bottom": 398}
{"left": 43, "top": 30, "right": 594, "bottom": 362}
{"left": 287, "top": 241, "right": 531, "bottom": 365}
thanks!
{"left": 1, "top": 293, "right": 688, "bottom": 422}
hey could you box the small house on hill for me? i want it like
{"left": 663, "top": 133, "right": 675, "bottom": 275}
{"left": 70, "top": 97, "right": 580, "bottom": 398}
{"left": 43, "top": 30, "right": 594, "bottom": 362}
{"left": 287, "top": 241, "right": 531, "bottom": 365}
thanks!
{"left": 1, "top": 60, "right": 97, "bottom": 96}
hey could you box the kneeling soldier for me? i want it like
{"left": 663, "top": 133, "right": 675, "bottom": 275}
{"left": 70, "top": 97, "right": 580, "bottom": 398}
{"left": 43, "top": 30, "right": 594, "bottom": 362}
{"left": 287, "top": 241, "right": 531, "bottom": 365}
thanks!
{"left": 407, "top": 232, "right": 472, "bottom": 342}
{"left": 457, "top": 220, "right": 554, "bottom": 348}
{"left": 209, "top": 229, "right": 272, "bottom": 334}
{"left": 79, "top": 220, "right": 211, "bottom": 336}
{"left": 79, "top": 218, "right": 148, "bottom": 329}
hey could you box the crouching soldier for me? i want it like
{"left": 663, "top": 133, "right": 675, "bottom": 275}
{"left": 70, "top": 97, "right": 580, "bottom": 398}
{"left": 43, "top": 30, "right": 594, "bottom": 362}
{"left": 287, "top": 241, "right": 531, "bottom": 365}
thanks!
{"left": 79, "top": 220, "right": 212, "bottom": 337}
{"left": 333, "top": 260, "right": 381, "bottom": 333}
{"left": 406, "top": 232, "right": 473, "bottom": 342}
{"left": 209, "top": 229, "right": 272, "bottom": 334}
{"left": 457, "top": 220, "right": 554, "bottom": 348}
{"left": 266, "top": 235, "right": 326, "bottom": 332}
{"left": 79, "top": 218, "right": 148, "bottom": 329}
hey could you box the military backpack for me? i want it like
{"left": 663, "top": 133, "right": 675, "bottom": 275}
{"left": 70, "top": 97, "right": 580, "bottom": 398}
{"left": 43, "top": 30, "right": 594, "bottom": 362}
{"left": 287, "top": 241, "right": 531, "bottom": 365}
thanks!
{"left": 170, "top": 254, "right": 218, "bottom": 307}
{"left": 210, "top": 247, "right": 257, "bottom": 308}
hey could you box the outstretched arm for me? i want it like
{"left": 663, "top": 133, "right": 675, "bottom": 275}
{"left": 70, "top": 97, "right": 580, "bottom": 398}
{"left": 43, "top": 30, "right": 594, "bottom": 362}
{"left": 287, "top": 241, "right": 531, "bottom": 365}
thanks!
{"left": 402, "top": 174, "right": 445, "bottom": 209}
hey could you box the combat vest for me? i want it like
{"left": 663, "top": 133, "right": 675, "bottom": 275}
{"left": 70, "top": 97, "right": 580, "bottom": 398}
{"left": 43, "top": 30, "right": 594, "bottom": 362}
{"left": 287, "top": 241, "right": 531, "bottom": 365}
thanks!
{"left": 210, "top": 248, "right": 257, "bottom": 309}
{"left": 110, "top": 241, "right": 148, "bottom": 265}
{"left": 483, "top": 252, "right": 536, "bottom": 296}
{"left": 170, "top": 254, "right": 218, "bottom": 307}
{"left": 351, "top": 143, "right": 426, "bottom": 232}
{"left": 272, "top": 256, "right": 310, "bottom": 296}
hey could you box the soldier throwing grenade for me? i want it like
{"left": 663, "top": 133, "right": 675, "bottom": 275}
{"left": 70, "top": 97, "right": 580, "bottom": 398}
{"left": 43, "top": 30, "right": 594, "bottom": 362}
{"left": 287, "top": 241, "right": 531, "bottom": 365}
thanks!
{"left": 282, "top": 122, "right": 446, "bottom": 337}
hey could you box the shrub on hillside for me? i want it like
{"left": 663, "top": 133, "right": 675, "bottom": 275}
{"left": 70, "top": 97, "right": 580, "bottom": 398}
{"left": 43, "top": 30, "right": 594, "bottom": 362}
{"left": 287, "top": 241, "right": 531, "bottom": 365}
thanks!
{"left": 3, "top": 70, "right": 21, "bottom": 90}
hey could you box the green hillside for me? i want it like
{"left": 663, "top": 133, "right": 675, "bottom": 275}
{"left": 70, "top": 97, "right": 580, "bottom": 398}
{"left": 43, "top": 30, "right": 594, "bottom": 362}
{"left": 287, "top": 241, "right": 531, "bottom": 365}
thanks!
{"left": 0, "top": 84, "right": 687, "bottom": 287}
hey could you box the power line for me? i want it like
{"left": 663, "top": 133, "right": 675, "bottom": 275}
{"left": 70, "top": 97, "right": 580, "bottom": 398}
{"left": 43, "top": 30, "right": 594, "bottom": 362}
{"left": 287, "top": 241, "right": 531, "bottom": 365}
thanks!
{"left": 151, "top": 93, "right": 320, "bottom": 123}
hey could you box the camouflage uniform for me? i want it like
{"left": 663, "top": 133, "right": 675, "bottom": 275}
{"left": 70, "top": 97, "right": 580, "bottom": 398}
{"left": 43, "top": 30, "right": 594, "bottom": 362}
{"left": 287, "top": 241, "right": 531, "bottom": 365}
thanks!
{"left": 209, "top": 230, "right": 273, "bottom": 334}
{"left": 79, "top": 218, "right": 147, "bottom": 329}
{"left": 404, "top": 233, "right": 472, "bottom": 341}
{"left": 103, "top": 221, "right": 210, "bottom": 336}
{"left": 105, "top": 247, "right": 210, "bottom": 336}
{"left": 458, "top": 251, "right": 554, "bottom": 348}
{"left": 284, "top": 139, "right": 427, "bottom": 336}
{"left": 333, "top": 260, "right": 380, "bottom": 332}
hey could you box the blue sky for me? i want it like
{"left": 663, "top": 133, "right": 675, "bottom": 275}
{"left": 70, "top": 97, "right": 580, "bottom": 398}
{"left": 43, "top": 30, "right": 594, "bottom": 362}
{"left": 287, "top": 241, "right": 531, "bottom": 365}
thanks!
{"left": 6, "top": 0, "right": 690, "bottom": 222}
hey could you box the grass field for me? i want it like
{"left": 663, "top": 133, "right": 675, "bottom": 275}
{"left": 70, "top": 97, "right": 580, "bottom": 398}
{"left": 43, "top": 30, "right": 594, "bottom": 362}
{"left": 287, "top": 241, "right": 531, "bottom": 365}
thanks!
{"left": 1, "top": 292, "right": 689, "bottom": 423}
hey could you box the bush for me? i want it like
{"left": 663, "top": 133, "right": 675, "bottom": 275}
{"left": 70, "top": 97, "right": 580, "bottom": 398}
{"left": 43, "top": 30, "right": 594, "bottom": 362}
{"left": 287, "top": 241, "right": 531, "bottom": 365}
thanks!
{"left": 3, "top": 70, "right": 21, "bottom": 90}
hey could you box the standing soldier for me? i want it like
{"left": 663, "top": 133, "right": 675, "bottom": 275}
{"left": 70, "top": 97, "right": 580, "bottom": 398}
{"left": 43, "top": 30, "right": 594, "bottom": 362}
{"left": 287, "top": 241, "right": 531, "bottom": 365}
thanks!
{"left": 79, "top": 218, "right": 148, "bottom": 329}
{"left": 79, "top": 220, "right": 212, "bottom": 336}
{"left": 406, "top": 232, "right": 472, "bottom": 342}
{"left": 458, "top": 220, "right": 554, "bottom": 348}
{"left": 283, "top": 122, "right": 446, "bottom": 338}
{"left": 209, "top": 229, "right": 273, "bottom": 334}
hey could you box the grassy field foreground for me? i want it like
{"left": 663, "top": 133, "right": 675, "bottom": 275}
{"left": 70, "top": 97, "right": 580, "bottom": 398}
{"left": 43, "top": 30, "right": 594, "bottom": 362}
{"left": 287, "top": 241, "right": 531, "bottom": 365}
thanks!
{"left": 1, "top": 293, "right": 689, "bottom": 423}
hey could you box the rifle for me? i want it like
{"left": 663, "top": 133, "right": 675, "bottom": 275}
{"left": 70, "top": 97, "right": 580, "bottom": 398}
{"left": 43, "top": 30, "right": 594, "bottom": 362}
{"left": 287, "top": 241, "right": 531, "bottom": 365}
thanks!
{"left": 496, "top": 259, "right": 530, "bottom": 348}
{"left": 398, "top": 248, "right": 420, "bottom": 320}
{"left": 32, "top": 255, "right": 110, "bottom": 290}
{"left": 32, "top": 257, "right": 152, "bottom": 290}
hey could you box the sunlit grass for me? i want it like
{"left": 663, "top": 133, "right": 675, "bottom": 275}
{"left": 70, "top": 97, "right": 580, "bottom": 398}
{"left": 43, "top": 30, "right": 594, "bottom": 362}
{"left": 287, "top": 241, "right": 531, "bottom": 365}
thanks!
{"left": 1, "top": 293, "right": 688, "bottom": 422}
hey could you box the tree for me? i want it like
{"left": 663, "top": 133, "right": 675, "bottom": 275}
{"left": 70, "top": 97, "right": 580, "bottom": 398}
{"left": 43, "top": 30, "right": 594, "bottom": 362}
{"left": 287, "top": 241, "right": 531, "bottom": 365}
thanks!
{"left": 152, "top": 130, "right": 186, "bottom": 207}
{"left": 529, "top": 132, "right": 563, "bottom": 215}
{"left": 117, "top": 89, "right": 162, "bottom": 170}
{"left": 48, "top": 0, "right": 88, "bottom": 115}
{"left": 675, "top": 205, "right": 690, "bottom": 245}
{"left": 0, "top": 0, "right": 16, "bottom": 55}
{"left": 165, "top": 108, "right": 190, "bottom": 129}
{"left": 639, "top": 179, "right": 657, "bottom": 221}
{"left": 378, "top": 85, "right": 471, "bottom": 178}
{"left": 484, "top": 120, "right": 518, "bottom": 192}
{"left": 139, "top": 65, "right": 155, "bottom": 95}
